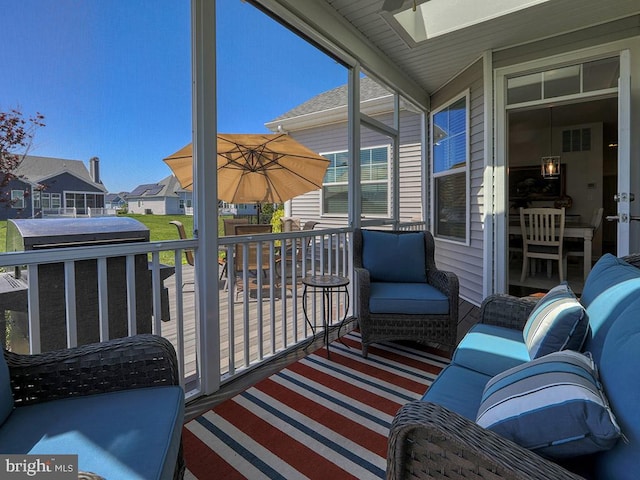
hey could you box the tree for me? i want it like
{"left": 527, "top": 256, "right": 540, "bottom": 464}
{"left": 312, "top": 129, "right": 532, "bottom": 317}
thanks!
{"left": 0, "top": 108, "right": 45, "bottom": 207}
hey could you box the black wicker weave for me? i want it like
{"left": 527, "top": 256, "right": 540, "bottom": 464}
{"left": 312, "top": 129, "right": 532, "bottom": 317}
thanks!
{"left": 4, "top": 334, "right": 185, "bottom": 480}
{"left": 387, "top": 254, "right": 640, "bottom": 480}
{"left": 353, "top": 229, "right": 459, "bottom": 358}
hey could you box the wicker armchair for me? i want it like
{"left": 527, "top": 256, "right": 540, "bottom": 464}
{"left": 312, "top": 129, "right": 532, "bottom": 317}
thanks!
{"left": 5, "top": 334, "right": 185, "bottom": 480}
{"left": 353, "top": 228, "right": 459, "bottom": 357}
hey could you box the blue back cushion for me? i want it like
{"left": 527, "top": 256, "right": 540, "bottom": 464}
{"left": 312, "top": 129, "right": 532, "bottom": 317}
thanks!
{"left": 523, "top": 282, "right": 588, "bottom": 359}
{"left": 581, "top": 254, "right": 640, "bottom": 307}
{"left": 361, "top": 230, "right": 426, "bottom": 283}
{"left": 0, "top": 352, "right": 14, "bottom": 425}
{"left": 595, "top": 300, "right": 640, "bottom": 479}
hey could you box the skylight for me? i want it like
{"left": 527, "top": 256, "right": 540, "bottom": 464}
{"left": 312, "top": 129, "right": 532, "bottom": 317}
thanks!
{"left": 385, "top": 0, "right": 550, "bottom": 45}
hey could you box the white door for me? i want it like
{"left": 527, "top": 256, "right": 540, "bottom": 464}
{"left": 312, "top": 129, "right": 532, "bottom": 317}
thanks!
{"left": 613, "top": 50, "right": 632, "bottom": 255}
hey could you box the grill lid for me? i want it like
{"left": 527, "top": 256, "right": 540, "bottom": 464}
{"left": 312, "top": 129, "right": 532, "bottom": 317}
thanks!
{"left": 6, "top": 217, "right": 150, "bottom": 251}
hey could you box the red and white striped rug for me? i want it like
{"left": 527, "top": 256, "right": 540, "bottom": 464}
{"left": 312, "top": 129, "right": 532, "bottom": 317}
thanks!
{"left": 182, "top": 332, "right": 449, "bottom": 480}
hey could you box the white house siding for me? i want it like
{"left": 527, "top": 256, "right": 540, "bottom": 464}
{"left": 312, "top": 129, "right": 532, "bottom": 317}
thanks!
{"left": 288, "top": 109, "right": 424, "bottom": 229}
{"left": 430, "top": 59, "right": 485, "bottom": 306}
{"left": 128, "top": 198, "right": 168, "bottom": 215}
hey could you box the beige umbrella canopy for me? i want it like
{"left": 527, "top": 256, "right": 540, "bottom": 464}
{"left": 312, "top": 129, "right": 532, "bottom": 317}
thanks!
{"left": 163, "top": 133, "right": 330, "bottom": 205}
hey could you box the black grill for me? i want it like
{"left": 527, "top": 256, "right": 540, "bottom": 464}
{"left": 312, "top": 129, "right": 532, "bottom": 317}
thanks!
{"left": 6, "top": 217, "right": 154, "bottom": 352}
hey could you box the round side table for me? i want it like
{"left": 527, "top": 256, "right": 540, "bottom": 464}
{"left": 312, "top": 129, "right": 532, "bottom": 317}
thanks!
{"left": 301, "top": 274, "right": 350, "bottom": 358}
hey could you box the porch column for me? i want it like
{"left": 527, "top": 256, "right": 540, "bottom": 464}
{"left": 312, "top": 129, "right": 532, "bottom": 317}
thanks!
{"left": 192, "top": 0, "right": 220, "bottom": 395}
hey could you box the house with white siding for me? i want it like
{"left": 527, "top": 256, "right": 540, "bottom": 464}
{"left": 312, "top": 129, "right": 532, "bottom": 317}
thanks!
{"left": 127, "top": 175, "right": 192, "bottom": 215}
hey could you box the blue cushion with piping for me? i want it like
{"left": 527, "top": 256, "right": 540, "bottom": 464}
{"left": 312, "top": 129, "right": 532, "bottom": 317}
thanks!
{"left": 594, "top": 300, "right": 640, "bottom": 479}
{"left": 581, "top": 254, "right": 640, "bottom": 308}
{"left": 451, "top": 323, "right": 530, "bottom": 377}
{"left": 361, "top": 230, "right": 426, "bottom": 283}
{"left": 0, "top": 386, "right": 184, "bottom": 480}
{"left": 422, "top": 364, "right": 491, "bottom": 421}
{"left": 523, "top": 282, "right": 588, "bottom": 359}
{"left": 476, "top": 350, "right": 621, "bottom": 459}
{"left": 368, "top": 282, "right": 448, "bottom": 315}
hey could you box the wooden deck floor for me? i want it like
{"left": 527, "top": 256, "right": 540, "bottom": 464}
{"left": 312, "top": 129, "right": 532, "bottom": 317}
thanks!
{"left": 158, "top": 264, "right": 480, "bottom": 420}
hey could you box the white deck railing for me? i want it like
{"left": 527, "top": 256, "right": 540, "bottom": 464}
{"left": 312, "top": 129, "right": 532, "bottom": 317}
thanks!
{"left": 0, "top": 227, "right": 352, "bottom": 399}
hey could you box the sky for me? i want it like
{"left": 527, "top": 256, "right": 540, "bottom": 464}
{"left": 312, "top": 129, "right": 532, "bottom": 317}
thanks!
{"left": 1, "top": 0, "right": 347, "bottom": 193}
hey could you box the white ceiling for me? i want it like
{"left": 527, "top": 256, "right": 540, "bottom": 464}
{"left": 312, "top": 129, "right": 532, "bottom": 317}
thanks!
{"left": 323, "top": 0, "right": 640, "bottom": 94}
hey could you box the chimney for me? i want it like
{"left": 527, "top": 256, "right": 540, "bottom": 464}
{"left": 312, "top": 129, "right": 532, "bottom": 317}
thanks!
{"left": 89, "top": 156, "right": 100, "bottom": 184}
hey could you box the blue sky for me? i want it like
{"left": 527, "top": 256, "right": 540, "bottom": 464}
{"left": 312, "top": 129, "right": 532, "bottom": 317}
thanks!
{"left": 1, "top": 0, "right": 347, "bottom": 193}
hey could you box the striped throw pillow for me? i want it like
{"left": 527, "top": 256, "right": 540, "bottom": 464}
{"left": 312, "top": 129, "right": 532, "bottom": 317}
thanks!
{"left": 476, "top": 350, "right": 621, "bottom": 459}
{"left": 523, "top": 282, "right": 588, "bottom": 359}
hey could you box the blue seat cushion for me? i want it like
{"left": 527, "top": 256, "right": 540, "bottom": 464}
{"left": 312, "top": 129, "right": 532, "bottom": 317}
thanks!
{"left": 421, "top": 364, "right": 492, "bottom": 420}
{"left": 0, "top": 386, "right": 184, "bottom": 480}
{"left": 476, "top": 350, "right": 621, "bottom": 459}
{"left": 595, "top": 300, "right": 640, "bottom": 479}
{"left": 451, "top": 323, "right": 530, "bottom": 377}
{"left": 362, "top": 230, "right": 427, "bottom": 283}
{"left": 523, "top": 282, "right": 588, "bottom": 359}
{"left": 581, "top": 254, "right": 640, "bottom": 307}
{"left": 368, "top": 282, "right": 448, "bottom": 315}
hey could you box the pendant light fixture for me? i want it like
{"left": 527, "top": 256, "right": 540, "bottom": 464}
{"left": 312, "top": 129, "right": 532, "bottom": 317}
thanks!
{"left": 541, "top": 106, "right": 560, "bottom": 179}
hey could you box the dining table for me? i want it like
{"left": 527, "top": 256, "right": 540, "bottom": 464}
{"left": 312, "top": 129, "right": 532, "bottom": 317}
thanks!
{"left": 509, "top": 221, "right": 595, "bottom": 281}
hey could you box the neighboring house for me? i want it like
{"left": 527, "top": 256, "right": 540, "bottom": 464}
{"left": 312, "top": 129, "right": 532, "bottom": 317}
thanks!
{"left": 266, "top": 77, "right": 423, "bottom": 228}
{"left": 105, "top": 192, "right": 128, "bottom": 210}
{"left": 262, "top": 2, "right": 640, "bottom": 307}
{"left": 0, "top": 155, "right": 107, "bottom": 220}
{"left": 127, "top": 175, "right": 192, "bottom": 215}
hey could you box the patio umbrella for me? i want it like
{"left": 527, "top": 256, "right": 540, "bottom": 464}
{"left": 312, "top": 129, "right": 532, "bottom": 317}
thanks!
{"left": 163, "top": 133, "right": 330, "bottom": 207}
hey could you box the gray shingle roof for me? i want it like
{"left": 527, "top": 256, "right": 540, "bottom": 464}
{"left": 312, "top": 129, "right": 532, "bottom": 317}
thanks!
{"left": 270, "top": 76, "right": 391, "bottom": 122}
{"left": 127, "top": 175, "right": 187, "bottom": 199}
{"left": 14, "top": 155, "right": 106, "bottom": 191}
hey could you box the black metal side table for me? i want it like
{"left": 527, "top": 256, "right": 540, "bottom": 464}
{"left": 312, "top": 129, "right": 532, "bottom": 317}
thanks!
{"left": 301, "top": 274, "right": 350, "bottom": 358}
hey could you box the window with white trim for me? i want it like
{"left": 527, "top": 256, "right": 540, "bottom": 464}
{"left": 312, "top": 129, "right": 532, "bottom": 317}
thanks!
{"left": 322, "top": 146, "right": 389, "bottom": 215}
{"left": 431, "top": 93, "right": 468, "bottom": 242}
{"left": 10, "top": 190, "right": 24, "bottom": 209}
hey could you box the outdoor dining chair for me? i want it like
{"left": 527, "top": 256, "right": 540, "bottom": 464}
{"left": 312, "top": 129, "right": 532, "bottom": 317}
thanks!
{"left": 231, "top": 223, "right": 274, "bottom": 300}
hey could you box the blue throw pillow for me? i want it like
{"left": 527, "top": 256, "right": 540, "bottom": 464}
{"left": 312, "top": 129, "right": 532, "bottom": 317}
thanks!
{"left": 523, "top": 282, "right": 588, "bottom": 359}
{"left": 476, "top": 350, "right": 621, "bottom": 459}
{"left": 361, "top": 230, "right": 426, "bottom": 283}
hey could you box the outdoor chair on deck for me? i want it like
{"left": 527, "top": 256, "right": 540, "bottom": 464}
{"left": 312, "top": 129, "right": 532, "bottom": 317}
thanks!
{"left": 353, "top": 228, "right": 459, "bottom": 357}
{"left": 232, "top": 223, "right": 274, "bottom": 300}
{"left": 169, "top": 220, "right": 196, "bottom": 292}
{"left": 223, "top": 217, "right": 249, "bottom": 236}
{"left": 279, "top": 220, "right": 319, "bottom": 287}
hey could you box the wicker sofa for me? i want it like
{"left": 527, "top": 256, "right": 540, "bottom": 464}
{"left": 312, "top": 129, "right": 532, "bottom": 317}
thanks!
{"left": 0, "top": 334, "right": 185, "bottom": 480}
{"left": 389, "top": 253, "right": 640, "bottom": 480}
{"left": 353, "top": 228, "right": 459, "bottom": 357}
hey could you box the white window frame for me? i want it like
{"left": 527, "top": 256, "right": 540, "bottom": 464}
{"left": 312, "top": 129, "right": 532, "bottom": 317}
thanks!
{"left": 320, "top": 144, "right": 391, "bottom": 217}
{"left": 430, "top": 89, "right": 470, "bottom": 245}
{"left": 10, "top": 190, "right": 25, "bottom": 209}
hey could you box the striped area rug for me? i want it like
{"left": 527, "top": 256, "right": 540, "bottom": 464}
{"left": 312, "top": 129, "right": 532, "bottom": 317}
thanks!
{"left": 182, "top": 332, "right": 449, "bottom": 480}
